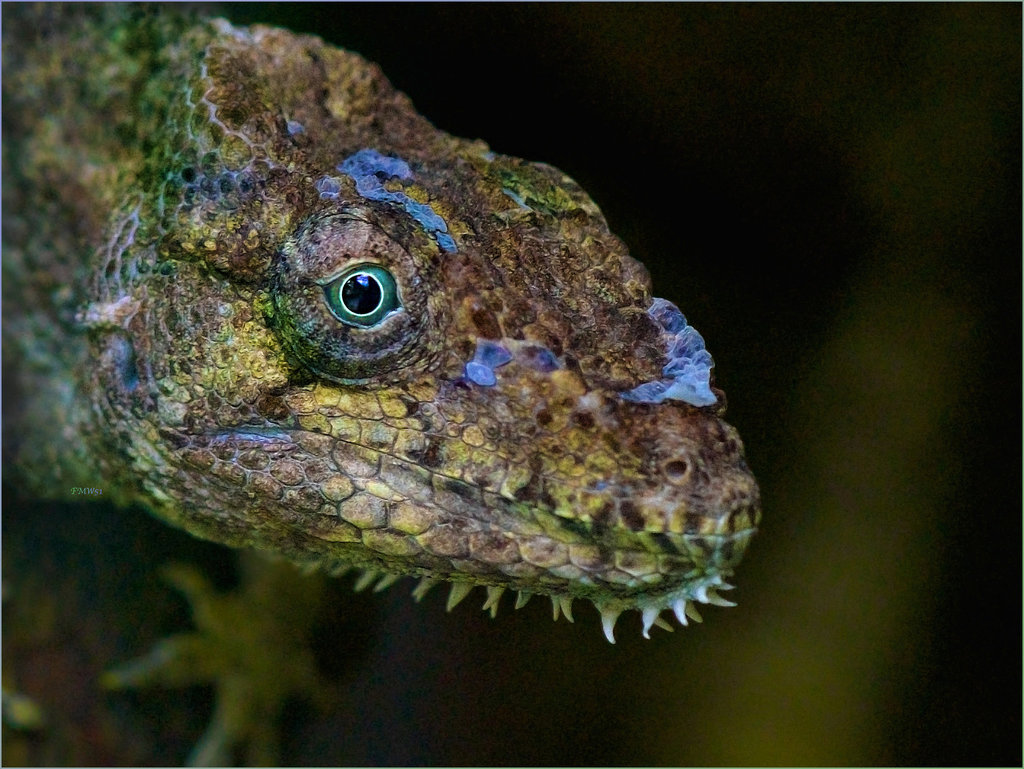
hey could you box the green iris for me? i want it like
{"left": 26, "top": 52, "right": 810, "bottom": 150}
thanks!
{"left": 324, "top": 264, "right": 400, "bottom": 327}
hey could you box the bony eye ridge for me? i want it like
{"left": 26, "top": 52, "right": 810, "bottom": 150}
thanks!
{"left": 324, "top": 263, "right": 401, "bottom": 328}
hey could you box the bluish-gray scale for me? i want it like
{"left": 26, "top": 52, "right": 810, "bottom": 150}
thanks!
{"left": 337, "top": 148, "right": 456, "bottom": 253}
{"left": 621, "top": 297, "right": 717, "bottom": 408}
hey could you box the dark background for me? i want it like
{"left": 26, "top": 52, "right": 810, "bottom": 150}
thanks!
{"left": 4, "top": 4, "right": 1020, "bottom": 766}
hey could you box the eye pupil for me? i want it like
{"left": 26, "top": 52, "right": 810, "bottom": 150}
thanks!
{"left": 323, "top": 263, "right": 400, "bottom": 328}
{"left": 342, "top": 273, "right": 383, "bottom": 315}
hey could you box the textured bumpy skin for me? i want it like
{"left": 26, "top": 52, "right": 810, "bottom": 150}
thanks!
{"left": 3, "top": 5, "right": 760, "bottom": 641}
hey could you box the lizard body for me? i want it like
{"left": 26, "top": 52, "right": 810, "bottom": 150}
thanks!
{"left": 3, "top": 5, "right": 759, "bottom": 641}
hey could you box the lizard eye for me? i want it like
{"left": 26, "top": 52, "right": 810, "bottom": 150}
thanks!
{"left": 270, "top": 210, "right": 442, "bottom": 384}
{"left": 324, "top": 264, "right": 400, "bottom": 327}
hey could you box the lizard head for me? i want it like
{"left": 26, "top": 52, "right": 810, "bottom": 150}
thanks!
{"left": 88, "top": 20, "right": 760, "bottom": 641}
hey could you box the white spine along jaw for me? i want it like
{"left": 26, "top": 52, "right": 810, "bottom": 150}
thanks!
{"left": 325, "top": 563, "right": 738, "bottom": 643}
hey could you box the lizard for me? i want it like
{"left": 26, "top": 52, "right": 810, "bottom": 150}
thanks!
{"left": 2, "top": 4, "right": 760, "bottom": 647}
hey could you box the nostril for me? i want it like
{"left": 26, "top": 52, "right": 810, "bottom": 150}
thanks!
{"left": 664, "top": 459, "right": 690, "bottom": 484}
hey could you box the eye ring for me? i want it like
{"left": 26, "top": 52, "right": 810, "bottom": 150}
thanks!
{"left": 270, "top": 210, "right": 443, "bottom": 384}
{"left": 324, "top": 264, "right": 401, "bottom": 327}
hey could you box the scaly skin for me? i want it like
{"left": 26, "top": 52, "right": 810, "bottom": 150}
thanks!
{"left": 3, "top": 5, "right": 759, "bottom": 642}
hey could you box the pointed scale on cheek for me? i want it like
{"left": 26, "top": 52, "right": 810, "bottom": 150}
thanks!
{"left": 2, "top": 5, "right": 759, "bottom": 641}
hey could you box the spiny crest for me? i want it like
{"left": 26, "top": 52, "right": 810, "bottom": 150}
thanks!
{"left": 343, "top": 568, "right": 738, "bottom": 643}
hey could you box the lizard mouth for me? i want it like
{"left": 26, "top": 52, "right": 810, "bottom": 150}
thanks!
{"left": 184, "top": 419, "right": 759, "bottom": 643}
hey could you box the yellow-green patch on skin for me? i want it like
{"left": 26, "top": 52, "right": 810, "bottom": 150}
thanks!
{"left": 320, "top": 475, "right": 354, "bottom": 502}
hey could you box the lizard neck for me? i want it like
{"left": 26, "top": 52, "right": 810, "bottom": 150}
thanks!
{"left": 2, "top": 5, "right": 196, "bottom": 500}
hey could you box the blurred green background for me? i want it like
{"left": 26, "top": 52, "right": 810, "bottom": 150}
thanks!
{"left": 4, "top": 4, "right": 1019, "bottom": 765}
